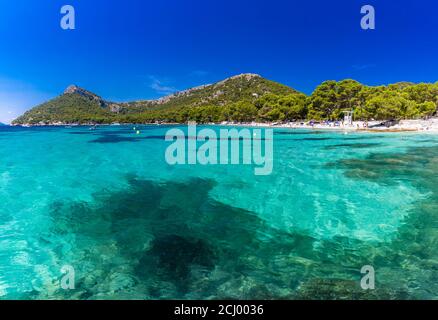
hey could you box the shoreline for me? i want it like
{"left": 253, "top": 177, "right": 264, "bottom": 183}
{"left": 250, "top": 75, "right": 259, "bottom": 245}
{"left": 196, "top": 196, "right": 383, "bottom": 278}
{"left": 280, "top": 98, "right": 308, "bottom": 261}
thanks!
{"left": 219, "top": 122, "right": 431, "bottom": 133}
{"left": 9, "top": 118, "right": 438, "bottom": 133}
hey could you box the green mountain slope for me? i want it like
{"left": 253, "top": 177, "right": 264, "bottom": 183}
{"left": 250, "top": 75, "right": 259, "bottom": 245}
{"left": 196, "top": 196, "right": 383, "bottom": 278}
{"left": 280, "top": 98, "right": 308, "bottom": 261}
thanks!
{"left": 12, "top": 75, "right": 438, "bottom": 125}
{"left": 120, "top": 73, "right": 298, "bottom": 113}
{"left": 12, "top": 74, "right": 298, "bottom": 125}
{"left": 13, "top": 85, "right": 117, "bottom": 125}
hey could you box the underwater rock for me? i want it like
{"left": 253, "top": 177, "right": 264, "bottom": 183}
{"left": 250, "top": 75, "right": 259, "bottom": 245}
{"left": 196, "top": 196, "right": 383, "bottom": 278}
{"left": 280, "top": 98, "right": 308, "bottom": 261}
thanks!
{"left": 295, "top": 278, "right": 409, "bottom": 300}
{"left": 108, "top": 273, "right": 137, "bottom": 293}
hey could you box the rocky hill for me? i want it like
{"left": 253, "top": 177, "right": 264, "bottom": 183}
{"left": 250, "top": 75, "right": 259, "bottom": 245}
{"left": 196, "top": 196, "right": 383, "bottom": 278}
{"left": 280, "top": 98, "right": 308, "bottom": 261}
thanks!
{"left": 12, "top": 74, "right": 298, "bottom": 125}
{"left": 11, "top": 75, "right": 438, "bottom": 125}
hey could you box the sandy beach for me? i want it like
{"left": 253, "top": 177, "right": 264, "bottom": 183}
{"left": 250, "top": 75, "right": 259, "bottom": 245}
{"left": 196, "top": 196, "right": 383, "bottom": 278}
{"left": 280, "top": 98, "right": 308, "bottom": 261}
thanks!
{"left": 218, "top": 118, "right": 438, "bottom": 133}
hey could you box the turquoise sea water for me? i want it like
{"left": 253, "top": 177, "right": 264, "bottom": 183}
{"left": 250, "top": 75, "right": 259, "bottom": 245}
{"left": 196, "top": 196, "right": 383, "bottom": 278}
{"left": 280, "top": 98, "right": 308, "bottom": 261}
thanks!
{"left": 0, "top": 125, "right": 436, "bottom": 299}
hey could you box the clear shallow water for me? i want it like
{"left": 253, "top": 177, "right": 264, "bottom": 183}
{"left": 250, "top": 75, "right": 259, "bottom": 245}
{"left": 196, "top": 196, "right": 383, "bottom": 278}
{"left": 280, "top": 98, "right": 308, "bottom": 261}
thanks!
{"left": 0, "top": 125, "right": 436, "bottom": 299}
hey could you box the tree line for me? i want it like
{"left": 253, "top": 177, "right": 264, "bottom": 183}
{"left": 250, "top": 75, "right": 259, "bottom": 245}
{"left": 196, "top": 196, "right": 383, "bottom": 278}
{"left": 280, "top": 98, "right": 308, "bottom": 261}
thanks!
{"left": 13, "top": 79, "right": 438, "bottom": 125}
{"left": 119, "top": 80, "right": 438, "bottom": 123}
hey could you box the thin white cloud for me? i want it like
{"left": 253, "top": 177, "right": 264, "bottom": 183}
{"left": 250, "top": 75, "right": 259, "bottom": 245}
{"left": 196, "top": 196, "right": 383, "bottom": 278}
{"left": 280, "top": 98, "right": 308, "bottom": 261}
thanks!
{"left": 148, "top": 76, "right": 177, "bottom": 95}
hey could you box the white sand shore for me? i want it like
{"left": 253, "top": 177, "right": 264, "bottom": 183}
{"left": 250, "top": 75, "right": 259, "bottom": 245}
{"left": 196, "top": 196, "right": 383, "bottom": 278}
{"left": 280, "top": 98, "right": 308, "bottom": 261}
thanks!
{"left": 13, "top": 118, "right": 438, "bottom": 133}
{"left": 218, "top": 118, "right": 438, "bottom": 133}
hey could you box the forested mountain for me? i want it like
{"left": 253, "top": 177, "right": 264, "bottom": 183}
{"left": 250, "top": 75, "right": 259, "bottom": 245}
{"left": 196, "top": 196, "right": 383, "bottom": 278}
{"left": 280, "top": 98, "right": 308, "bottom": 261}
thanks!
{"left": 12, "top": 74, "right": 438, "bottom": 125}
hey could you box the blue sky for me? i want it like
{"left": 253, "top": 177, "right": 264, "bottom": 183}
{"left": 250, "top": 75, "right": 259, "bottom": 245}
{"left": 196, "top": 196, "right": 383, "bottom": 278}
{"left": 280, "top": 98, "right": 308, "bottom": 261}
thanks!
{"left": 1, "top": 0, "right": 438, "bottom": 123}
